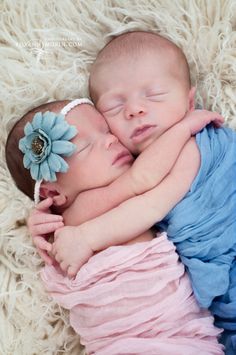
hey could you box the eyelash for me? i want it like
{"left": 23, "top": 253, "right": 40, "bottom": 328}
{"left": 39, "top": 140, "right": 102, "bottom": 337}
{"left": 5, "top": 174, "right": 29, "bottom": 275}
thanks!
{"left": 103, "top": 102, "right": 123, "bottom": 111}
{"left": 101, "top": 92, "right": 167, "bottom": 115}
{"left": 77, "top": 143, "right": 91, "bottom": 154}
{"left": 104, "top": 106, "right": 123, "bottom": 117}
{"left": 146, "top": 93, "right": 167, "bottom": 100}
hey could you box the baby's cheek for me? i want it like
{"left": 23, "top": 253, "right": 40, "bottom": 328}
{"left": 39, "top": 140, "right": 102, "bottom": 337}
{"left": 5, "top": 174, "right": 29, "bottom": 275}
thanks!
{"left": 164, "top": 107, "right": 184, "bottom": 126}
{"left": 118, "top": 135, "right": 131, "bottom": 150}
{"left": 93, "top": 159, "right": 110, "bottom": 182}
{"left": 107, "top": 120, "right": 120, "bottom": 135}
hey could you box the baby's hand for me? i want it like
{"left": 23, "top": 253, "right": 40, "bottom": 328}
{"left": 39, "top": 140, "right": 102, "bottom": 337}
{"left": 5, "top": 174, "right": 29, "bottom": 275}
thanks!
{"left": 28, "top": 197, "right": 64, "bottom": 265}
{"left": 52, "top": 226, "right": 94, "bottom": 278}
{"left": 183, "top": 109, "right": 224, "bottom": 135}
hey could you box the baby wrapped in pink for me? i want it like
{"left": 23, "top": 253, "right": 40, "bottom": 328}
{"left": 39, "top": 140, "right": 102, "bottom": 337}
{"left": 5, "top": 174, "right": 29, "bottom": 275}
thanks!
{"left": 41, "top": 233, "right": 223, "bottom": 355}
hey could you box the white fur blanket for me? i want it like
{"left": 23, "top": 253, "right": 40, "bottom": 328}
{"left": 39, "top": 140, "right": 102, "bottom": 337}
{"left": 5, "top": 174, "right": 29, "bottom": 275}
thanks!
{"left": 0, "top": 1, "right": 236, "bottom": 354}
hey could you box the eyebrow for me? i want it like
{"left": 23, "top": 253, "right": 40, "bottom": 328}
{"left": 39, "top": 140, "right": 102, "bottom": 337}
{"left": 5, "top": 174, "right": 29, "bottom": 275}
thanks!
{"left": 97, "top": 90, "right": 123, "bottom": 105}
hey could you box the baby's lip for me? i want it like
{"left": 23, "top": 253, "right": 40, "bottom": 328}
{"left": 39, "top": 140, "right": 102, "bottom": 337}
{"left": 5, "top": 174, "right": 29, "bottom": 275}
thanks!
{"left": 130, "top": 124, "right": 157, "bottom": 139}
{"left": 112, "top": 150, "right": 133, "bottom": 165}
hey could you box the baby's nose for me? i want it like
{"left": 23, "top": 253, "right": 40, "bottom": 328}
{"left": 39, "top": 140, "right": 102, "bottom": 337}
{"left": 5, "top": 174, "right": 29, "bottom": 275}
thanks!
{"left": 126, "top": 102, "right": 146, "bottom": 120}
{"left": 105, "top": 133, "right": 118, "bottom": 149}
{"left": 128, "top": 110, "right": 145, "bottom": 119}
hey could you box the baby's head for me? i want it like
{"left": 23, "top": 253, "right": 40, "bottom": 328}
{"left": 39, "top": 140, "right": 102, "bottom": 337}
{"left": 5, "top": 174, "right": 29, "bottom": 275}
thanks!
{"left": 90, "top": 31, "right": 195, "bottom": 154}
{"left": 6, "top": 99, "right": 133, "bottom": 209}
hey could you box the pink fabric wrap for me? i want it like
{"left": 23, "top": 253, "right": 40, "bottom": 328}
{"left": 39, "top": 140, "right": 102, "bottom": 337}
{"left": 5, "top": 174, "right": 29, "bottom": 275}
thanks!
{"left": 41, "top": 233, "right": 224, "bottom": 355}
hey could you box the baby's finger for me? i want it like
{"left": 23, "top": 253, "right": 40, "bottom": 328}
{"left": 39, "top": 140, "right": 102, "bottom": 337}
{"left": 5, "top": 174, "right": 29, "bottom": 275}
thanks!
{"left": 53, "top": 249, "right": 63, "bottom": 263}
{"left": 54, "top": 227, "right": 65, "bottom": 240}
{"left": 51, "top": 243, "right": 56, "bottom": 256}
{"left": 31, "top": 221, "right": 64, "bottom": 236}
{"left": 213, "top": 121, "right": 222, "bottom": 128}
{"left": 67, "top": 265, "right": 77, "bottom": 279}
{"left": 37, "top": 248, "right": 54, "bottom": 265}
{"left": 34, "top": 236, "right": 52, "bottom": 251}
{"left": 30, "top": 213, "right": 63, "bottom": 225}
{"left": 59, "top": 260, "right": 69, "bottom": 272}
{"left": 214, "top": 115, "right": 224, "bottom": 121}
{"left": 51, "top": 243, "right": 57, "bottom": 257}
{"left": 35, "top": 197, "right": 53, "bottom": 211}
{"left": 213, "top": 117, "right": 224, "bottom": 128}
{"left": 211, "top": 113, "right": 224, "bottom": 121}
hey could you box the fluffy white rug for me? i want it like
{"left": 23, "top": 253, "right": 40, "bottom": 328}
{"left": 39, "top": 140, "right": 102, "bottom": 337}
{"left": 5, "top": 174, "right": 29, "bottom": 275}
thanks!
{"left": 0, "top": 0, "right": 236, "bottom": 354}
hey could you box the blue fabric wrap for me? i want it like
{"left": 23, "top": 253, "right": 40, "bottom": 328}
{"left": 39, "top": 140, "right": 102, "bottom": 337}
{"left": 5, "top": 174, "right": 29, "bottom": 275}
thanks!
{"left": 157, "top": 125, "right": 236, "bottom": 354}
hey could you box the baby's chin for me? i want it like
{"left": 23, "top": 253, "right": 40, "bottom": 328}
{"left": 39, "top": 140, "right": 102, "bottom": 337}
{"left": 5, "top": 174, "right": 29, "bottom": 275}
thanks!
{"left": 131, "top": 130, "right": 162, "bottom": 154}
{"left": 120, "top": 160, "right": 133, "bottom": 172}
{"left": 114, "top": 160, "right": 133, "bottom": 178}
{"left": 134, "top": 138, "right": 157, "bottom": 154}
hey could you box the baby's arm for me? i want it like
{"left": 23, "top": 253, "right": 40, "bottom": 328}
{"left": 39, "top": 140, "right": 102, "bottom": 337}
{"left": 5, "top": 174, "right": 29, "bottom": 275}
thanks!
{"left": 29, "top": 111, "right": 193, "bottom": 235}
{"left": 53, "top": 137, "right": 200, "bottom": 276}
{"left": 64, "top": 109, "right": 223, "bottom": 225}
{"left": 33, "top": 107, "right": 195, "bottom": 229}
{"left": 90, "top": 139, "right": 198, "bottom": 248}
{"left": 121, "top": 110, "right": 223, "bottom": 196}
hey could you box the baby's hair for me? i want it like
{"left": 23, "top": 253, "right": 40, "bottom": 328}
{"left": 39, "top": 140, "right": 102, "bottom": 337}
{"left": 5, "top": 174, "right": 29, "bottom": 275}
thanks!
{"left": 90, "top": 31, "right": 191, "bottom": 101}
{"left": 5, "top": 100, "right": 69, "bottom": 200}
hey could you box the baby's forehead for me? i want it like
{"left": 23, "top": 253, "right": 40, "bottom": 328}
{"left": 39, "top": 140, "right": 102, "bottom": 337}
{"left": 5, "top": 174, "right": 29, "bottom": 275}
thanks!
{"left": 96, "top": 46, "right": 180, "bottom": 76}
{"left": 92, "top": 33, "right": 176, "bottom": 69}
{"left": 90, "top": 31, "right": 189, "bottom": 79}
{"left": 66, "top": 104, "right": 107, "bottom": 131}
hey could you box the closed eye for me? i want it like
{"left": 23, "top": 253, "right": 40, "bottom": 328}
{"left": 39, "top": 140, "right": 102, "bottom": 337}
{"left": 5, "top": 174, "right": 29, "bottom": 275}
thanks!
{"left": 102, "top": 103, "right": 123, "bottom": 115}
{"left": 77, "top": 143, "right": 91, "bottom": 155}
{"left": 101, "top": 127, "right": 111, "bottom": 135}
{"left": 146, "top": 92, "right": 167, "bottom": 101}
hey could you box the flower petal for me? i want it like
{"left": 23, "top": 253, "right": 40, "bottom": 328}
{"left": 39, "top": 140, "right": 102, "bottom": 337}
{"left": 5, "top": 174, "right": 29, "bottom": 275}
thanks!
{"left": 32, "top": 112, "right": 43, "bottom": 130}
{"left": 47, "top": 153, "right": 61, "bottom": 172}
{"left": 61, "top": 126, "right": 78, "bottom": 140}
{"left": 52, "top": 140, "right": 76, "bottom": 156}
{"left": 41, "top": 111, "right": 57, "bottom": 133}
{"left": 40, "top": 160, "right": 51, "bottom": 181}
{"left": 50, "top": 122, "right": 69, "bottom": 140}
{"left": 56, "top": 155, "right": 69, "bottom": 173}
{"left": 19, "top": 137, "right": 27, "bottom": 153}
{"left": 55, "top": 114, "right": 65, "bottom": 125}
{"left": 50, "top": 171, "right": 57, "bottom": 182}
{"left": 25, "top": 134, "right": 36, "bottom": 148}
{"left": 24, "top": 122, "right": 34, "bottom": 135}
{"left": 23, "top": 154, "right": 31, "bottom": 169}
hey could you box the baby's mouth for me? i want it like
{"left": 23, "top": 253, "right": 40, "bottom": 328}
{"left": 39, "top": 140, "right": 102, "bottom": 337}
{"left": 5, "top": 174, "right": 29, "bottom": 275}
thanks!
{"left": 112, "top": 150, "right": 133, "bottom": 166}
{"left": 130, "top": 125, "right": 157, "bottom": 142}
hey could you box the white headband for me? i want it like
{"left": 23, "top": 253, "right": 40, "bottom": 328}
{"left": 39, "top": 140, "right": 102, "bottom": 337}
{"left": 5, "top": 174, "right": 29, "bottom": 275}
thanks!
{"left": 34, "top": 98, "right": 94, "bottom": 205}
{"left": 60, "top": 98, "right": 93, "bottom": 115}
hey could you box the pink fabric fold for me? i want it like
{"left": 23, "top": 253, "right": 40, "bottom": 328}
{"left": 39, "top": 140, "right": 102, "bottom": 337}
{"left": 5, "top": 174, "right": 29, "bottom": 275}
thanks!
{"left": 41, "top": 233, "right": 224, "bottom": 355}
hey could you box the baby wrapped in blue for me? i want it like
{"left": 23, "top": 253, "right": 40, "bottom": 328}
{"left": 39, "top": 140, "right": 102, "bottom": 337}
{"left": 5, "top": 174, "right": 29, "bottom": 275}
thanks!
{"left": 158, "top": 125, "right": 236, "bottom": 354}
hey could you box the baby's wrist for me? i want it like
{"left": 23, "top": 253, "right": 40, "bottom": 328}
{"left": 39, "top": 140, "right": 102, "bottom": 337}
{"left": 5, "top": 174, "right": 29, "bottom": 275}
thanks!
{"left": 76, "top": 223, "right": 98, "bottom": 252}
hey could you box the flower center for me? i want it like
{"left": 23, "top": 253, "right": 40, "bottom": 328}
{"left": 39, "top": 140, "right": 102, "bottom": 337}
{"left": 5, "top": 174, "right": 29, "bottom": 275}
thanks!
{"left": 31, "top": 136, "right": 44, "bottom": 155}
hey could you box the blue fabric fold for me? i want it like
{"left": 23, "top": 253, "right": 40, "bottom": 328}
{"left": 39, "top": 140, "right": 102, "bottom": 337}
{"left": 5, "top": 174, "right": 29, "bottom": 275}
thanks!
{"left": 157, "top": 125, "right": 236, "bottom": 354}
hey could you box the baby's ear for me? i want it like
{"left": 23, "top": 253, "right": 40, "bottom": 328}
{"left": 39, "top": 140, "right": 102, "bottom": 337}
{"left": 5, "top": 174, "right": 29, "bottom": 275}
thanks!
{"left": 40, "top": 183, "right": 67, "bottom": 207}
{"left": 188, "top": 87, "right": 196, "bottom": 111}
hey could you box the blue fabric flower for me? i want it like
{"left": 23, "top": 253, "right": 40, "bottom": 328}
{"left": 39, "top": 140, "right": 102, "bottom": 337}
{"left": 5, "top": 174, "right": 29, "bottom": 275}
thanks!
{"left": 19, "top": 111, "right": 77, "bottom": 181}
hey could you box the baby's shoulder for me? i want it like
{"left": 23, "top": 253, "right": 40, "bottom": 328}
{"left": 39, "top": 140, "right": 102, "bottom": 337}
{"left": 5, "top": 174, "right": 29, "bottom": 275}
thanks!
{"left": 175, "top": 137, "right": 200, "bottom": 180}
